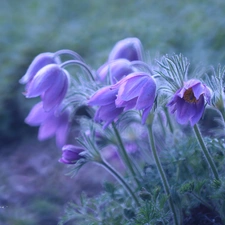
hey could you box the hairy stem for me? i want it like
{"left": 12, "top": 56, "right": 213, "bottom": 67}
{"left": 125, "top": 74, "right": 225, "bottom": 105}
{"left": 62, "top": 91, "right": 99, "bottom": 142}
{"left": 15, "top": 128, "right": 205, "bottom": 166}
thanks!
{"left": 112, "top": 123, "right": 141, "bottom": 188}
{"left": 99, "top": 159, "right": 140, "bottom": 206}
{"left": 193, "top": 124, "right": 220, "bottom": 181}
{"left": 147, "top": 124, "right": 179, "bottom": 225}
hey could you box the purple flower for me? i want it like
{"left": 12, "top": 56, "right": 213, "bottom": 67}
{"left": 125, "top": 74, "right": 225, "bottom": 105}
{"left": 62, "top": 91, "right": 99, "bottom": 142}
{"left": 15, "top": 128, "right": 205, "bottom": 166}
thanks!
{"left": 167, "top": 79, "right": 211, "bottom": 126}
{"left": 108, "top": 37, "right": 143, "bottom": 62}
{"left": 26, "top": 64, "right": 70, "bottom": 111}
{"left": 20, "top": 52, "right": 59, "bottom": 87}
{"left": 25, "top": 102, "right": 70, "bottom": 147}
{"left": 97, "top": 59, "right": 134, "bottom": 84}
{"left": 59, "top": 145, "right": 84, "bottom": 164}
{"left": 88, "top": 86, "right": 124, "bottom": 128}
{"left": 115, "top": 72, "right": 156, "bottom": 124}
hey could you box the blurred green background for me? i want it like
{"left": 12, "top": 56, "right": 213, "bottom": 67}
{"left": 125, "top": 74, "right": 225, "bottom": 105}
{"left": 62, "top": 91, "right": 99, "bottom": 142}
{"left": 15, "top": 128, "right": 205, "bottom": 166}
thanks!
{"left": 1, "top": 0, "right": 225, "bottom": 224}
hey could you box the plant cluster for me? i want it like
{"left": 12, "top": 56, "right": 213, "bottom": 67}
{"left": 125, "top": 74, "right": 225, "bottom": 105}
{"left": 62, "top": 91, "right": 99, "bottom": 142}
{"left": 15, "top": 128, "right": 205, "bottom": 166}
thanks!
{"left": 20, "top": 37, "right": 225, "bottom": 225}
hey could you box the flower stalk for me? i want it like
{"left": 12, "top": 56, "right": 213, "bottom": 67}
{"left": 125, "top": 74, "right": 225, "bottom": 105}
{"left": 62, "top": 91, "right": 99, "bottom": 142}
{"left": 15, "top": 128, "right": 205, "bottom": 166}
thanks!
{"left": 112, "top": 122, "right": 141, "bottom": 188}
{"left": 193, "top": 124, "right": 220, "bottom": 181}
{"left": 147, "top": 121, "right": 179, "bottom": 225}
{"left": 99, "top": 159, "right": 140, "bottom": 207}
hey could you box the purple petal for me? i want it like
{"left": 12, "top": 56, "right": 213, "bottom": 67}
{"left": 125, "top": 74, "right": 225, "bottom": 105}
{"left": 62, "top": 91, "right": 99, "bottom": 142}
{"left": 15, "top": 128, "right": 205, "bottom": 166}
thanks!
{"left": 26, "top": 64, "right": 62, "bottom": 98}
{"left": 192, "top": 82, "right": 205, "bottom": 100}
{"left": 117, "top": 73, "right": 148, "bottom": 101}
{"left": 38, "top": 116, "right": 59, "bottom": 141}
{"left": 190, "top": 96, "right": 205, "bottom": 126}
{"left": 25, "top": 102, "right": 49, "bottom": 126}
{"left": 19, "top": 52, "right": 56, "bottom": 85}
{"left": 135, "top": 78, "right": 156, "bottom": 110}
{"left": 88, "top": 86, "right": 118, "bottom": 106}
{"left": 42, "top": 71, "right": 69, "bottom": 111}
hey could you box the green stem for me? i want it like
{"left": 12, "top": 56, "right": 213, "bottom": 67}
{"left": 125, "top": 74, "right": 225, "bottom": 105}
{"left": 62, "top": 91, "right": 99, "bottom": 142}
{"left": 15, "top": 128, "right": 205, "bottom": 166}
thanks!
{"left": 147, "top": 124, "right": 179, "bottom": 225}
{"left": 112, "top": 123, "right": 141, "bottom": 188}
{"left": 193, "top": 124, "right": 220, "bottom": 181}
{"left": 164, "top": 107, "right": 174, "bottom": 133}
{"left": 100, "top": 159, "right": 140, "bottom": 207}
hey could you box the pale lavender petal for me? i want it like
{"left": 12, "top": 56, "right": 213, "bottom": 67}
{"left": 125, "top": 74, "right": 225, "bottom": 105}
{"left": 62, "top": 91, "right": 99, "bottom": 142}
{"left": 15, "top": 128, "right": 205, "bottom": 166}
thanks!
{"left": 192, "top": 82, "right": 205, "bottom": 100}
{"left": 19, "top": 52, "right": 56, "bottom": 84}
{"left": 135, "top": 78, "right": 156, "bottom": 110}
{"left": 38, "top": 116, "right": 58, "bottom": 140}
{"left": 25, "top": 102, "right": 48, "bottom": 126}
{"left": 118, "top": 74, "right": 148, "bottom": 101}
{"left": 55, "top": 112, "right": 70, "bottom": 147}
{"left": 42, "top": 72, "right": 68, "bottom": 111}
{"left": 26, "top": 64, "right": 60, "bottom": 98}
{"left": 88, "top": 86, "right": 118, "bottom": 106}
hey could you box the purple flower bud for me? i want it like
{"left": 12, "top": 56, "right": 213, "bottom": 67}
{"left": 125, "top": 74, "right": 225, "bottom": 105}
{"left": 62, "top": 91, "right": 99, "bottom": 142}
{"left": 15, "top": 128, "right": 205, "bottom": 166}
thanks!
{"left": 20, "top": 52, "right": 59, "bottom": 86}
{"left": 167, "top": 79, "right": 211, "bottom": 126}
{"left": 88, "top": 86, "right": 124, "bottom": 128}
{"left": 115, "top": 72, "right": 156, "bottom": 124}
{"left": 59, "top": 145, "right": 84, "bottom": 164}
{"left": 25, "top": 102, "right": 70, "bottom": 147}
{"left": 108, "top": 37, "right": 143, "bottom": 62}
{"left": 26, "top": 64, "right": 70, "bottom": 111}
{"left": 97, "top": 59, "right": 134, "bottom": 84}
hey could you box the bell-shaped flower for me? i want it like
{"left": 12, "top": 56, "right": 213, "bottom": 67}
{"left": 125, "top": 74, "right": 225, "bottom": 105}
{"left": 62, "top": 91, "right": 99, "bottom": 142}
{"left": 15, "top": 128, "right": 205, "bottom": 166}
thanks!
{"left": 59, "top": 145, "right": 84, "bottom": 164}
{"left": 25, "top": 102, "right": 70, "bottom": 147}
{"left": 97, "top": 59, "right": 134, "bottom": 84}
{"left": 115, "top": 72, "right": 156, "bottom": 124}
{"left": 88, "top": 86, "right": 124, "bottom": 128}
{"left": 20, "top": 52, "right": 59, "bottom": 87}
{"left": 167, "top": 79, "right": 211, "bottom": 126}
{"left": 108, "top": 37, "right": 143, "bottom": 62}
{"left": 26, "top": 64, "right": 70, "bottom": 111}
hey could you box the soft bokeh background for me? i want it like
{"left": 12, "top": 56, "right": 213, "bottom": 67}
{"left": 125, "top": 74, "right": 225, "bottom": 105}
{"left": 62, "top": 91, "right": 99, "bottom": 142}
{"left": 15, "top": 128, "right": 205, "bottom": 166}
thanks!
{"left": 1, "top": 0, "right": 225, "bottom": 224}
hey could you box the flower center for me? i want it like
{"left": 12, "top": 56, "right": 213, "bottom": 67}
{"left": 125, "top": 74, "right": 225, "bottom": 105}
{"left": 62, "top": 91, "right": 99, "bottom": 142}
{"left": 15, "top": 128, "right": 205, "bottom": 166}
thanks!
{"left": 183, "top": 88, "right": 197, "bottom": 103}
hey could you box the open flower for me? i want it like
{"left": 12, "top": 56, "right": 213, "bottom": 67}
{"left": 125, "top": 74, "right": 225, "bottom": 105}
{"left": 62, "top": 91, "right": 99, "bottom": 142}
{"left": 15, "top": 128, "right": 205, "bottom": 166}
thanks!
{"left": 26, "top": 64, "right": 70, "bottom": 111}
{"left": 25, "top": 102, "right": 70, "bottom": 147}
{"left": 167, "top": 79, "right": 211, "bottom": 126}
{"left": 59, "top": 145, "right": 84, "bottom": 164}
{"left": 115, "top": 72, "right": 156, "bottom": 124}
{"left": 88, "top": 86, "right": 124, "bottom": 128}
{"left": 108, "top": 37, "right": 143, "bottom": 62}
{"left": 97, "top": 59, "right": 134, "bottom": 84}
{"left": 19, "top": 52, "right": 59, "bottom": 87}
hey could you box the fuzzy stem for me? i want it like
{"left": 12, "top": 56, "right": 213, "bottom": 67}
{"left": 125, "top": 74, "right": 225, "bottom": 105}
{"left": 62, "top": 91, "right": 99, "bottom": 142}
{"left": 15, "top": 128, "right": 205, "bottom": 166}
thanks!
{"left": 193, "top": 124, "right": 220, "bottom": 181}
{"left": 164, "top": 107, "right": 174, "bottom": 133}
{"left": 60, "top": 60, "right": 95, "bottom": 81}
{"left": 99, "top": 159, "right": 140, "bottom": 206}
{"left": 112, "top": 123, "right": 141, "bottom": 188}
{"left": 147, "top": 124, "right": 179, "bottom": 225}
{"left": 54, "top": 49, "right": 85, "bottom": 62}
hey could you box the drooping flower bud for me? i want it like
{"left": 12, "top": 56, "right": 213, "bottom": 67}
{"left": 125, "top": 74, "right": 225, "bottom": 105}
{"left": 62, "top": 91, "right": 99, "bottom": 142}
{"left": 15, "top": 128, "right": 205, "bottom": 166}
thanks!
{"left": 115, "top": 72, "right": 156, "bottom": 124}
{"left": 108, "top": 37, "right": 143, "bottom": 62}
{"left": 59, "top": 145, "right": 84, "bottom": 164}
{"left": 97, "top": 59, "right": 134, "bottom": 84}
{"left": 20, "top": 52, "right": 59, "bottom": 86}
{"left": 26, "top": 64, "right": 70, "bottom": 111}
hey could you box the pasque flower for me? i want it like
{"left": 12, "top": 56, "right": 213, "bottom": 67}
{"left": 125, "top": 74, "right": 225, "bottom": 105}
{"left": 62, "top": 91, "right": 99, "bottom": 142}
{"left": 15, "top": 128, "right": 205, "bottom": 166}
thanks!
{"left": 26, "top": 64, "right": 70, "bottom": 111}
{"left": 167, "top": 79, "right": 211, "bottom": 126}
{"left": 59, "top": 145, "right": 84, "bottom": 164}
{"left": 108, "top": 37, "right": 143, "bottom": 62}
{"left": 88, "top": 86, "right": 124, "bottom": 128}
{"left": 115, "top": 72, "right": 156, "bottom": 124}
{"left": 19, "top": 52, "right": 59, "bottom": 87}
{"left": 25, "top": 102, "right": 70, "bottom": 147}
{"left": 97, "top": 59, "right": 134, "bottom": 84}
